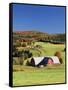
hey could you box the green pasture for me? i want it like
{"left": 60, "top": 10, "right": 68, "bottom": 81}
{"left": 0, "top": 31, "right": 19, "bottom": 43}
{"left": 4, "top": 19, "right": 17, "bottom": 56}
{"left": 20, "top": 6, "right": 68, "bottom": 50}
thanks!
{"left": 13, "top": 65, "right": 65, "bottom": 86}
{"left": 13, "top": 42, "right": 66, "bottom": 86}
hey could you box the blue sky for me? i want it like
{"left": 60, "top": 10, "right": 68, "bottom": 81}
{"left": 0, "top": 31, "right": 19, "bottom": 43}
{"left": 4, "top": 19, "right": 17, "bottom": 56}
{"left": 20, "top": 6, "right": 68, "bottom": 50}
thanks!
{"left": 12, "top": 4, "right": 65, "bottom": 34}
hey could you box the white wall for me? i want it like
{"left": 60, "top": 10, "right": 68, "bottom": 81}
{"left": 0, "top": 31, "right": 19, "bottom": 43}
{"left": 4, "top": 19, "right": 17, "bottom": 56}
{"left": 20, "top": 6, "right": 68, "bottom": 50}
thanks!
{"left": 0, "top": 0, "right": 68, "bottom": 90}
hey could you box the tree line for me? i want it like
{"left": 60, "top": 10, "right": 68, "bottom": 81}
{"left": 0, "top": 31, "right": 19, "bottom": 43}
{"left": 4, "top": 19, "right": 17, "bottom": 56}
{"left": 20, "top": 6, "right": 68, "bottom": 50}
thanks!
{"left": 13, "top": 32, "right": 65, "bottom": 43}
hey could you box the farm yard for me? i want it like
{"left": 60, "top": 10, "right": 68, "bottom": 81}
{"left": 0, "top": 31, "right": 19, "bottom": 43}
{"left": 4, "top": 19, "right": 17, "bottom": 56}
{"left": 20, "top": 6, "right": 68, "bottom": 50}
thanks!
{"left": 13, "top": 41, "right": 66, "bottom": 86}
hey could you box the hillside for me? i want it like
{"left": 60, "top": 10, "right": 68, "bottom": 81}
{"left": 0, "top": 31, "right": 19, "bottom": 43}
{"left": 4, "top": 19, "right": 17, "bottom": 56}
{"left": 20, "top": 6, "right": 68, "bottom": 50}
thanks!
{"left": 13, "top": 30, "right": 65, "bottom": 43}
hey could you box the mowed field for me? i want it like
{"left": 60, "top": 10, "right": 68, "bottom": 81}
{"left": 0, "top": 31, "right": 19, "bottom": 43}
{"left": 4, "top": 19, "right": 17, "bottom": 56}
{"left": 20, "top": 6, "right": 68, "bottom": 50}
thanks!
{"left": 13, "top": 42, "right": 66, "bottom": 86}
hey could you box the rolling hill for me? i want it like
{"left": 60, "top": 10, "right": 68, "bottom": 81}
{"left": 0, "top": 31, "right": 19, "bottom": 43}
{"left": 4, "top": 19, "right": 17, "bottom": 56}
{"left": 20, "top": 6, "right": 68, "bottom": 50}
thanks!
{"left": 13, "top": 30, "right": 65, "bottom": 43}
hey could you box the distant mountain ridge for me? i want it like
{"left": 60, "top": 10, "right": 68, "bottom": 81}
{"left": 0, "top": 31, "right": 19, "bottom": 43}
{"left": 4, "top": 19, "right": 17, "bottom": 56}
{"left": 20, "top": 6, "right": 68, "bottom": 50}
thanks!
{"left": 13, "top": 30, "right": 65, "bottom": 43}
{"left": 13, "top": 30, "right": 48, "bottom": 35}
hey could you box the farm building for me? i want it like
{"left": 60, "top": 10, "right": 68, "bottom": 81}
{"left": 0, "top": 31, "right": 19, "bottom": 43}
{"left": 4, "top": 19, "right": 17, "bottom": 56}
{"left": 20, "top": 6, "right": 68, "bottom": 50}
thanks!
{"left": 30, "top": 56, "right": 60, "bottom": 67}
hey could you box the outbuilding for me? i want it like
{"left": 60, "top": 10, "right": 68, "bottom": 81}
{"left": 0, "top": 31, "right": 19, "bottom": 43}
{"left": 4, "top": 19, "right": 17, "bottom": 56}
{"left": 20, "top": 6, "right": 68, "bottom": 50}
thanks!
{"left": 30, "top": 56, "right": 60, "bottom": 67}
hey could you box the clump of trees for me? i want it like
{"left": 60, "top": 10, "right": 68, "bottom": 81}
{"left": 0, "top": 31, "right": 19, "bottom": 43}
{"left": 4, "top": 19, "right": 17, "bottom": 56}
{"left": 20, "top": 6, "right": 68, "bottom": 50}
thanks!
{"left": 21, "top": 42, "right": 26, "bottom": 47}
{"left": 54, "top": 51, "right": 63, "bottom": 64}
{"left": 13, "top": 46, "right": 33, "bottom": 65}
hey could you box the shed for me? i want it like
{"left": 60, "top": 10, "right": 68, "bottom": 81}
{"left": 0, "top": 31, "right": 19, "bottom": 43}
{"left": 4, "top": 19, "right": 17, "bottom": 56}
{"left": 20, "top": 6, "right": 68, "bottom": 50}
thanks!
{"left": 30, "top": 56, "right": 60, "bottom": 67}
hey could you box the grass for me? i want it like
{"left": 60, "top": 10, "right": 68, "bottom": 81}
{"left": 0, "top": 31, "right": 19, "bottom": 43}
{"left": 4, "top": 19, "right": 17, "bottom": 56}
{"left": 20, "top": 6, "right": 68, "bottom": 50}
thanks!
{"left": 13, "top": 65, "right": 65, "bottom": 86}
{"left": 13, "top": 42, "right": 65, "bottom": 86}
